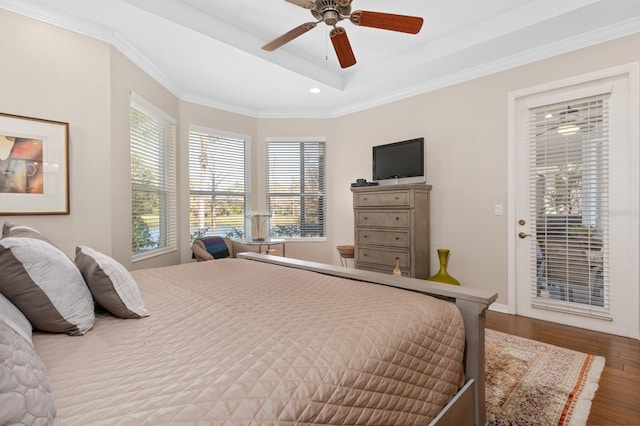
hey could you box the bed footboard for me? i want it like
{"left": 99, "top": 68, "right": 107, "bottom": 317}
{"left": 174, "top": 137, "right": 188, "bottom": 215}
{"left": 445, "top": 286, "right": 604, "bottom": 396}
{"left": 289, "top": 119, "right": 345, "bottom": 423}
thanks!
{"left": 429, "top": 379, "right": 475, "bottom": 426}
{"left": 238, "top": 253, "right": 497, "bottom": 426}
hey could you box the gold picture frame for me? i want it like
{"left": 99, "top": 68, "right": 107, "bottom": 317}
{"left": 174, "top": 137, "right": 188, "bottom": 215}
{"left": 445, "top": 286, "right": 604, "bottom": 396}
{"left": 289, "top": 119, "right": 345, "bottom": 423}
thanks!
{"left": 0, "top": 113, "right": 69, "bottom": 215}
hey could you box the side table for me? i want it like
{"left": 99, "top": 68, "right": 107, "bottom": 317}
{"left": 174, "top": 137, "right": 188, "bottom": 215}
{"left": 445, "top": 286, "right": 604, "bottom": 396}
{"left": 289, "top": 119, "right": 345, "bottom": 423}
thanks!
{"left": 236, "top": 238, "right": 286, "bottom": 257}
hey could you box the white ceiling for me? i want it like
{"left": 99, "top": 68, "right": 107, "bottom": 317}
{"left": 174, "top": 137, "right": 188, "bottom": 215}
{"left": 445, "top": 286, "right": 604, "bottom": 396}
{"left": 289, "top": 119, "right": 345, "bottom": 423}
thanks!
{"left": 2, "top": 0, "right": 640, "bottom": 118}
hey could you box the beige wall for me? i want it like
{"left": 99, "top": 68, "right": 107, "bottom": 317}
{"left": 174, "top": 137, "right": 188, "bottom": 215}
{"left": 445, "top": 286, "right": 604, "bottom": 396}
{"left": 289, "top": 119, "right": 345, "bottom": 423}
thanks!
{"left": 331, "top": 33, "right": 640, "bottom": 304}
{"left": 2, "top": 9, "right": 639, "bottom": 305}
{"left": 0, "top": 10, "right": 111, "bottom": 257}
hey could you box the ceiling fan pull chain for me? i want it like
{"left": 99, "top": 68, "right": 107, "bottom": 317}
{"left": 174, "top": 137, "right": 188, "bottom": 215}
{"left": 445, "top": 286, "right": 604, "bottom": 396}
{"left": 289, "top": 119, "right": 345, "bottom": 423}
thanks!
{"left": 325, "top": 25, "right": 329, "bottom": 60}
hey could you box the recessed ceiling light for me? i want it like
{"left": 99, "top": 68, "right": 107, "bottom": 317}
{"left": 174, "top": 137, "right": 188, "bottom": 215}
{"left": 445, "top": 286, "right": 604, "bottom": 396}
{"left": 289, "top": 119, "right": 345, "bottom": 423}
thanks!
{"left": 309, "top": 87, "right": 322, "bottom": 94}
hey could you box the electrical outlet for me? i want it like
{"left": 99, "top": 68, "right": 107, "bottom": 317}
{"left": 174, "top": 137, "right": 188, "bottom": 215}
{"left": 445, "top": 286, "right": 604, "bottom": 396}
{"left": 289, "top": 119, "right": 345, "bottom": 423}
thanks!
{"left": 494, "top": 204, "right": 503, "bottom": 216}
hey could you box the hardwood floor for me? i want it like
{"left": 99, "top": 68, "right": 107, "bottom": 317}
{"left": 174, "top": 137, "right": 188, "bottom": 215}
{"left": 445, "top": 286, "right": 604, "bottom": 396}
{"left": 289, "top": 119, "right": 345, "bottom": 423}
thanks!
{"left": 486, "top": 311, "right": 640, "bottom": 425}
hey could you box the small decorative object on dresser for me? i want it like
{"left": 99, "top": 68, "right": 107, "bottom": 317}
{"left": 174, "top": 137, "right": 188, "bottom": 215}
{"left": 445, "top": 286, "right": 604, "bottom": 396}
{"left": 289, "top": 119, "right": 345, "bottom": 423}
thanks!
{"left": 428, "top": 248, "right": 460, "bottom": 285}
{"left": 392, "top": 259, "right": 402, "bottom": 276}
{"left": 351, "top": 182, "right": 431, "bottom": 278}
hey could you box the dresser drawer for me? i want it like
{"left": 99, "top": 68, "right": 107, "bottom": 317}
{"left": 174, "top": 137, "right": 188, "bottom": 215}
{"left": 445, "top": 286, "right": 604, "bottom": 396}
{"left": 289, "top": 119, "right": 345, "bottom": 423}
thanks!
{"left": 356, "top": 247, "right": 410, "bottom": 268}
{"left": 356, "top": 264, "right": 410, "bottom": 277}
{"left": 355, "top": 190, "right": 410, "bottom": 207}
{"left": 355, "top": 210, "right": 410, "bottom": 227}
{"left": 356, "top": 229, "right": 410, "bottom": 248}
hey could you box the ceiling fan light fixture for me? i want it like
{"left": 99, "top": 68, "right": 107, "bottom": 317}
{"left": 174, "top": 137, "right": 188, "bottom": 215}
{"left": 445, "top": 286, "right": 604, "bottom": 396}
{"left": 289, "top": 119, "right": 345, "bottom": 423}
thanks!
{"left": 265, "top": 0, "right": 424, "bottom": 68}
{"left": 322, "top": 10, "right": 340, "bottom": 26}
{"left": 558, "top": 124, "right": 580, "bottom": 135}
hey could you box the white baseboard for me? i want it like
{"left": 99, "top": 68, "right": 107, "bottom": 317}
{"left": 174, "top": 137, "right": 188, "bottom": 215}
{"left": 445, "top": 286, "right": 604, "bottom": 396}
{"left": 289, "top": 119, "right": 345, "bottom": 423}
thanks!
{"left": 488, "top": 303, "right": 510, "bottom": 314}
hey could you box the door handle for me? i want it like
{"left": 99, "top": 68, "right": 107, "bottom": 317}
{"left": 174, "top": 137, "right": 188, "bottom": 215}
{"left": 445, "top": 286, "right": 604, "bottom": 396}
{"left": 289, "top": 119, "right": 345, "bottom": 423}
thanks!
{"left": 518, "top": 232, "right": 532, "bottom": 239}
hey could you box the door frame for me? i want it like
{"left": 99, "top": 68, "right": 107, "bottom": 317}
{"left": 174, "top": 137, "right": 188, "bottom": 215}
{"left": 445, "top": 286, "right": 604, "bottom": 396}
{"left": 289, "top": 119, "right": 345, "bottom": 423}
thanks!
{"left": 506, "top": 62, "right": 640, "bottom": 338}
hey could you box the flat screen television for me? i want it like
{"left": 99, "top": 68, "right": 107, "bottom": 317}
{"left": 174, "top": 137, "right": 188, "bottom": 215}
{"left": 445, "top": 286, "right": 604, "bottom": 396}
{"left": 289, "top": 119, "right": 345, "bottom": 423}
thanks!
{"left": 372, "top": 138, "right": 424, "bottom": 184}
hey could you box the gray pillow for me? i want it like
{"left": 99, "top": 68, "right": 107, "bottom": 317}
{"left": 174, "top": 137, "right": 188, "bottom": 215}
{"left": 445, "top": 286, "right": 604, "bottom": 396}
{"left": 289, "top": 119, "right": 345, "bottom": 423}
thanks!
{"left": 0, "top": 237, "right": 95, "bottom": 335}
{"left": 0, "top": 320, "right": 60, "bottom": 425}
{"left": 2, "top": 222, "right": 59, "bottom": 248}
{"left": 75, "top": 246, "right": 149, "bottom": 319}
{"left": 1, "top": 220, "right": 18, "bottom": 238}
{"left": 1, "top": 220, "right": 12, "bottom": 238}
{"left": 0, "top": 293, "right": 32, "bottom": 346}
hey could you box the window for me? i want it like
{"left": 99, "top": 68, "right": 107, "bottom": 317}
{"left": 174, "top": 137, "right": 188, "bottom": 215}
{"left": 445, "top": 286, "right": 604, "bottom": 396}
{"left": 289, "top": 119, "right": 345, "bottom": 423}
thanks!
{"left": 266, "top": 138, "right": 326, "bottom": 239}
{"left": 189, "top": 128, "right": 249, "bottom": 240}
{"left": 130, "top": 96, "right": 177, "bottom": 260}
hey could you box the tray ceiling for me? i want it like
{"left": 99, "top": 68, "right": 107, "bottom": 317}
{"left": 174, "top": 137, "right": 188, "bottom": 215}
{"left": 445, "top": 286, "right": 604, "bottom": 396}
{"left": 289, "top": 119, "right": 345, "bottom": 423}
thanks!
{"left": 2, "top": 0, "right": 640, "bottom": 117}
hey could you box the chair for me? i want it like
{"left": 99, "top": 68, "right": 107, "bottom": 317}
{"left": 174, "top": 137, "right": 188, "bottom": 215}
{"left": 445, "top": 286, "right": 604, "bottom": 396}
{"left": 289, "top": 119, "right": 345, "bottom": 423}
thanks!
{"left": 540, "top": 238, "right": 603, "bottom": 306}
{"left": 191, "top": 237, "right": 259, "bottom": 261}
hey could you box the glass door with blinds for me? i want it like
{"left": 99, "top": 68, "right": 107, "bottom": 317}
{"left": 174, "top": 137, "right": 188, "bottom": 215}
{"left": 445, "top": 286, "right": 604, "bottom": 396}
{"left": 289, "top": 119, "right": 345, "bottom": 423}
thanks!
{"left": 513, "top": 68, "right": 639, "bottom": 338}
{"left": 529, "top": 95, "right": 609, "bottom": 315}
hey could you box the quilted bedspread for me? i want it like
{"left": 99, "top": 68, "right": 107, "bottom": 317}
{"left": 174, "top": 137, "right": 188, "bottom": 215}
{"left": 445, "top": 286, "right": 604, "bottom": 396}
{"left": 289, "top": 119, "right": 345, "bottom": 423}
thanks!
{"left": 32, "top": 259, "right": 465, "bottom": 425}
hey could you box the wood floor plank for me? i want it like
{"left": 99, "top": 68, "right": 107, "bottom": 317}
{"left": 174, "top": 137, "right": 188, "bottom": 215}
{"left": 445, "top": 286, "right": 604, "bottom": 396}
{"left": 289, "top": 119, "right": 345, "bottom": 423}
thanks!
{"left": 486, "top": 311, "right": 640, "bottom": 425}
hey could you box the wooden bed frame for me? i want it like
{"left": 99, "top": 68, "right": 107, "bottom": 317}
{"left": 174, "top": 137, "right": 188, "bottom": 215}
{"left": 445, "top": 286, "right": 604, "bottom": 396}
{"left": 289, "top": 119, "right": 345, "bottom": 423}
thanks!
{"left": 239, "top": 253, "right": 498, "bottom": 426}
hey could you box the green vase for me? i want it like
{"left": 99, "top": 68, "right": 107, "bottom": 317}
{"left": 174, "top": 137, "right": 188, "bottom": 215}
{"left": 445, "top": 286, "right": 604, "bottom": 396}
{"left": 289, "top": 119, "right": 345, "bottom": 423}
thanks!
{"left": 428, "top": 249, "right": 460, "bottom": 286}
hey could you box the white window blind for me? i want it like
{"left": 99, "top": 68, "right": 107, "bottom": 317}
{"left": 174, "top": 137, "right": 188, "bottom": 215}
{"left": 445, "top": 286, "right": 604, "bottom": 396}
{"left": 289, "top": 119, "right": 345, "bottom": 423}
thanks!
{"left": 529, "top": 94, "right": 610, "bottom": 317}
{"left": 130, "top": 99, "right": 177, "bottom": 260}
{"left": 266, "top": 139, "right": 326, "bottom": 239}
{"left": 189, "top": 130, "right": 249, "bottom": 240}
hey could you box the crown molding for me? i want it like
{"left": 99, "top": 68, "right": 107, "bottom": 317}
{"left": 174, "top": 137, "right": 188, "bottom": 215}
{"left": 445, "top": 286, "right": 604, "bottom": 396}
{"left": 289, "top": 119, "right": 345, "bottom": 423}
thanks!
{"left": 179, "top": 92, "right": 261, "bottom": 119}
{"left": 111, "top": 33, "right": 185, "bottom": 101}
{"left": 0, "top": 0, "right": 113, "bottom": 42}
{"left": 327, "top": 15, "right": 640, "bottom": 118}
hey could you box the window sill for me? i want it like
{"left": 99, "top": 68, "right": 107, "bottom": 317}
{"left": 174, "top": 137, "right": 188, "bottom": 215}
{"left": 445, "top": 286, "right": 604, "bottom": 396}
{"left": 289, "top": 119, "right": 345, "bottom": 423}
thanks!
{"left": 132, "top": 246, "right": 177, "bottom": 263}
{"left": 277, "top": 237, "right": 327, "bottom": 243}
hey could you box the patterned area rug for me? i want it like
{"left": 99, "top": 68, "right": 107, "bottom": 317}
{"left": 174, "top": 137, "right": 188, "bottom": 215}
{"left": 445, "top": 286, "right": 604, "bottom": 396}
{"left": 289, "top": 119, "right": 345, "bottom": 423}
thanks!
{"left": 486, "top": 329, "right": 605, "bottom": 426}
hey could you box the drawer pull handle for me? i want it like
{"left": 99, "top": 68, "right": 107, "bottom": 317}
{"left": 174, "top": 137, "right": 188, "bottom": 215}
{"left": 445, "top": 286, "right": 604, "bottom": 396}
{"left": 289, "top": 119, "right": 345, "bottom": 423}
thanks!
{"left": 363, "top": 235, "right": 368, "bottom": 238}
{"left": 395, "top": 237, "right": 399, "bottom": 240}
{"left": 363, "top": 217, "right": 368, "bottom": 220}
{"left": 395, "top": 217, "right": 400, "bottom": 220}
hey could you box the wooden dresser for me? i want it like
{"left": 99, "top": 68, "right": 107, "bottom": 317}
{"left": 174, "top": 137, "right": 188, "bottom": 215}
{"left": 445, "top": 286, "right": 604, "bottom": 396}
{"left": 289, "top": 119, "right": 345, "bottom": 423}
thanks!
{"left": 351, "top": 183, "right": 431, "bottom": 278}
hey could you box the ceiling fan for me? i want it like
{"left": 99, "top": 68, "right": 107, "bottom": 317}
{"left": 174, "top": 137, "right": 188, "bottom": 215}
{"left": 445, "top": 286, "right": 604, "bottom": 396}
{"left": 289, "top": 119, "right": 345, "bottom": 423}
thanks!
{"left": 262, "top": 0, "right": 424, "bottom": 69}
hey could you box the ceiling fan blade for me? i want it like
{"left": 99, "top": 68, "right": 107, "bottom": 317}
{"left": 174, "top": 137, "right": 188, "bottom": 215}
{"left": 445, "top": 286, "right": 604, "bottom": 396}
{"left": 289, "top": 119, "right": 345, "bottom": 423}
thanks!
{"left": 285, "top": 0, "right": 316, "bottom": 9}
{"left": 262, "top": 22, "right": 317, "bottom": 51}
{"left": 350, "top": 11, "right": 424, "bottom": 34}
{"left": 330, "top": 27, "right": 356, "bottom": 69}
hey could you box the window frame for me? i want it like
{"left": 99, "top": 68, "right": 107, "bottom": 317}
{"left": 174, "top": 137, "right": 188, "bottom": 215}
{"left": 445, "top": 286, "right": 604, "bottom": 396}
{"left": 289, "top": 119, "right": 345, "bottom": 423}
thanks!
{"left": 265, "top": 137, "right": 327, "bottom": 241}
{"left": 188, "top": 126, "right": 251, "bottom": 241}
{"left": 130, "top": 95, "right": 177, "bottom": 262}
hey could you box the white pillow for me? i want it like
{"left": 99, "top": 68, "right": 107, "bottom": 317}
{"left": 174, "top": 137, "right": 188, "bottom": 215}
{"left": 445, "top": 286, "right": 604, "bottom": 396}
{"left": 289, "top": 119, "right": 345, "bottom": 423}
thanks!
{"left": 0, "top": 293, "right": 32, "bottom": 346}
{"left": 0, "top": 237, "right": 95, "bottom": 335}
{"left": 75, "top": 246, "right": 149, "bottom": 319}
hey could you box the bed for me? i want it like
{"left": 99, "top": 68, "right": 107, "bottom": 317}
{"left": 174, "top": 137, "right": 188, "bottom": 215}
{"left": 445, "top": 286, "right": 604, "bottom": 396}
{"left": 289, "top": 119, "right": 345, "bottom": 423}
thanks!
{"left": 0, "top": 229, "right": 497, "bottom": 426}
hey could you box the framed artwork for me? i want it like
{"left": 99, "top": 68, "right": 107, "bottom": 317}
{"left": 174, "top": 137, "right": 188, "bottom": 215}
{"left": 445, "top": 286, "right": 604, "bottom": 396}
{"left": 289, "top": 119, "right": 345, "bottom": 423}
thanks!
{"left": 0, "top": 113, "right": 69, "bottom": 215}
